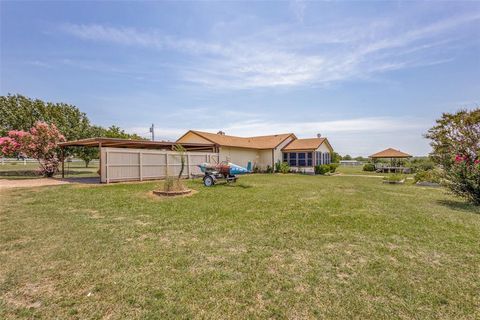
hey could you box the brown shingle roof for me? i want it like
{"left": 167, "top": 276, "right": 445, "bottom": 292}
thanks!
{"left": 282, "top": 138, "right": 328, "bottom": 151}
{"left": 369, "top": 148, "right": 412, "bottom": 158}
{"left": 181, "top": 130, "right": 296, "bottom": 149}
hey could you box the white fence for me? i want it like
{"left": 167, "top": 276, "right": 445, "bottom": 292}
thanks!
{"left": 100, "top": 147, "right": 219, "bottom": 183}
{"left": 1, "top": 158, "right": 99, "bottom": 165}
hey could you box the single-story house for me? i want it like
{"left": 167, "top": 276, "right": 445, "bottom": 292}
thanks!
{"left": 176, "top": 130, "right": 334, "bottom": 173}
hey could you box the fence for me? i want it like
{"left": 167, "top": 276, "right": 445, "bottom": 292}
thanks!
{"left": 1, "top": 158, "right": 37, "bottom": 165}
{"left": 1, "top": 158, "right": 99, "bottom": 165}
{"left": 100, "top": 147, "right": 219, "bottom": 183}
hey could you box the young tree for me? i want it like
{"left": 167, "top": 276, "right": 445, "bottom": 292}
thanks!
{"left": 0, "top": 122, "right": 66, "bottom": 177}
{"left": 426, "top": 109, "right": 480, "bottom": 204}
{"left": 173, "top": 144, "right": 186, "bottom": 179}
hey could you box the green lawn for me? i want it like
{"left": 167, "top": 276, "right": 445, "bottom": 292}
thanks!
{"left": 336, "top": 164, "right": 409, "bottom": 176}
{"left": 1, "top": 174, "right": 479, "bottom": 319}
{"left": 0, "top": 161, "right": 99, "bottom": 179}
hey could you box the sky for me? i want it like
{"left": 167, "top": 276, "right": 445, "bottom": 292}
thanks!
{"left": 1, "top": 1, "right": 479, "bottom": 156}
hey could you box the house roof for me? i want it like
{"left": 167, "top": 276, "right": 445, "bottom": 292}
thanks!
{"left": 369, "top": 148, "right": 412, "bottom": 158}
{"left": 282, "top": 138, "right": 331, "bottom": 151}
{"left": 178, "top": 130, "right": 296, "bottom": 149}
{"left": 59, "top": 137, "right": 216, "bottom": 152}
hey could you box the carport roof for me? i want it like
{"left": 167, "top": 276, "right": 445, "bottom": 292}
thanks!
{"left": 59, "top": 137, "right": 216, "bottom": 151}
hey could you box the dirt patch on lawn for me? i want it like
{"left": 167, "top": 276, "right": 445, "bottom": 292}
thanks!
{"left": 0, "top": 177, "right": 100, "bottom": 189}
{"left": 0, "top": 179, "right": 69, "bottom": 189}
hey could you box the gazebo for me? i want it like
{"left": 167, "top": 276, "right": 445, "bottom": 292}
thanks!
{"left": 369, "top": 148, "right": 412, "bottom": 173}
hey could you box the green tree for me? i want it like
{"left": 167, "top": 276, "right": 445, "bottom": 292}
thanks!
{"left": 1, "top": 94, "right": 145, "bottom": 167}
{"left": 426, "top": 108, "right": 480, "bottom": 204}
{"left": 331, "top": 152, "right": 342, "bottom": 163}
{"left": 74, "top": 126, "right": 104, "bottom": 167}
{"left": 103, "top": 125, "right": 144, "bottom": 140}
{"left": 343, "top": 154, "right": 352, "bottom": 160}
{"left": 0, "top": 94, "right": 91, "bottom": 140}
{"left": 75, "top": 125, "right": 145, "bottom": 167}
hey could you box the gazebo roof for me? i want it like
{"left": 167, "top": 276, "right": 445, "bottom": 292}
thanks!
{"left": 369, "top": 148, "right": 412, "bottom": 158}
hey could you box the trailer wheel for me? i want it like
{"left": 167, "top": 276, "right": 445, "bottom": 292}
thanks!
{"left": 203, "top": 175, "right": 215, "bottom": 187}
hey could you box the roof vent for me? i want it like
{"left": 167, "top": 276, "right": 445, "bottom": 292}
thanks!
{"left": 217, "top": 131, "right": 225, "bottom": 135}
{"left": 317, "top": 133, "right": 322, "bottom": 138}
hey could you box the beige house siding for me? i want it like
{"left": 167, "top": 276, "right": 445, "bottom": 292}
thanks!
{"left": 258, "top": 149, "right": 273, "bottom": 169}
{"left": 274, "top": 136, "right": 295, "bottom": 165}
{"left": 316, "top": 143, "right": 331, "bottom": 153}
{"left": 219, "top": 147, "right": 259, "bottom": 168}
{"left": 176, "top": 131, "right": 212, "bottom": 144}
{"left": 220, "top": 147, "right": 283, "bottom": 170}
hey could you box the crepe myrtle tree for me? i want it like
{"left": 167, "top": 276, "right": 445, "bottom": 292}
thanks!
{"left": 0, "top": 121, "right": 66, "bottom": 177}
{"left": 426, "top": 108, "right": 480, "bottom": 204}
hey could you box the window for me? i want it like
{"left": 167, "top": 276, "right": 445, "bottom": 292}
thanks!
{"left": 316, "top": 152, "right": 322, "bottom": 165}
{"left": 282, "top": 152, "right": 314, "bottom": 167}
{"left": 298, "top": 152, "right": 306, "bottom": 166}
{"left": 288, "top": 153, "right": 297, "bottom": 166}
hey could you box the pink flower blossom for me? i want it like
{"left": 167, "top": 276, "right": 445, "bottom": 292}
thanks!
{"left": 455, "top": 154, "right": 465, "bottom": 163}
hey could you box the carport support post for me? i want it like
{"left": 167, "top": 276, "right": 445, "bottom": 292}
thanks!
{"left": 61, "top": 148, "right": 65, "bottom": 178}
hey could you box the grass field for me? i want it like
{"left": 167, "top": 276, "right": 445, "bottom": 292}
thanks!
{"left": 1, "top": 174, "right": 479, "bottom": 319}
{"left": 335, "top": 164, "right": 414, "bottom": 177}
{"left": 0, "top": 161, "right": 99, "bottom": 180}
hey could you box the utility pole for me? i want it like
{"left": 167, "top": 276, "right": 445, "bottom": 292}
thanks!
{"left": 149, "top": 123, "right": 155, "bottom": 141}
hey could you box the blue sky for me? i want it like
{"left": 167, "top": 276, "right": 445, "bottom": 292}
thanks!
{"left": 1, "top": 1, "right": 479, "bottom": 156}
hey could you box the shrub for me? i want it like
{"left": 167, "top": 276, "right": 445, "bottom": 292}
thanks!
{"left": 315, "top": 164, "right": 330, "bottom": 175}
{"left": 328, "top": 163, "right": 339, "bottom": 173}
{"left": 265, "top": 165, "right": 273, "bottom": 173}
{"left": 414, "top": 169, "right": 441, "bottom": 183}
{"left": 408, "top": 158, "right": 435, "bottom": 173}
{"left": 444, "top": 157, "right": 480, "bottom": 204}
{"left": 383, "top": 174, "right": 405, "bottom": 182}
{"left": 279, "top": 162, "right": 290, "bottom": 174}
{"left": 0, "top": 122, "right": 65, "bottom": 177}
{"left": 363, "top": 163, "right": 375, "bottom": 172}
{"left": 275, "top": 161, "right": 281, "bottom": 173}
{"left": 426, "top": 108, "right": 480, "bottom": 204}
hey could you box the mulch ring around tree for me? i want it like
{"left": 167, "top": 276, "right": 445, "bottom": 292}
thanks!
{"left": 151, "top": 189, "right": 197, "bottom": 198}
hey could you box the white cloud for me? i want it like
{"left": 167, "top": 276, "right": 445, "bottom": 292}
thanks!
{"left": 290, "top": 0, "right": 307, "bottom": 23}
{"left": 61, "top": 12, "right": 480, "bottom": 89}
